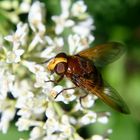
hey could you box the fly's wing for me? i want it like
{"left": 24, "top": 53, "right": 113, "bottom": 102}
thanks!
{"left": 78, "top": 77, "right": 130, "bottom": 114}
{"left": 77, "top": 42, "right": 125, "bottom": 67}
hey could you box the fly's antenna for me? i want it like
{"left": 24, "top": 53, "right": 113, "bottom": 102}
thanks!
{"left": 39, "top": 57, "right": 54, "bottom": 64}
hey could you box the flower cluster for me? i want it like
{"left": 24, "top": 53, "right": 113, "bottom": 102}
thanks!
{"left": 0, "top": 0, "right": 111, "bottom": 140}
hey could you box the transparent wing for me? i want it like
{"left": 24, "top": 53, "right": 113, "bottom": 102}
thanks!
{"left": 77, "top": 42, "right": 125, "bottom": 67}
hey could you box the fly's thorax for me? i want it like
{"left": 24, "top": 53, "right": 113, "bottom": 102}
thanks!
{"left": 66, "top": 55, "right": 95, "bottom": 77}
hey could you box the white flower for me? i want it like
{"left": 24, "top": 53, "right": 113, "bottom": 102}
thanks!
{"left": 19, "top": 1, "right": 31, "bottom": 13}
{"left": 22, "top": 61, "right": 41, "bottom": 73}
{"left": 52, "top": 0, "right": 75, "bottom": 34}
{"left": 68, "top": 34, "right": 81, "bottom": 55}
{"left": 6, "top": 49, "right": 24, "bottom": 63}
{"left": 0, "top": 70, "right": 15, "bottom": 99}
{"left": 49, "top": 84, "right": 76, "bottom": 104}
{"left": 16, "top": 91, "right": 47, "bottom": 119}
{"left": 11, "top": 80, "right": 31, "bottom": 98}
{"left": 0, "top": 100, "right": 15, "bottom": 133}
{"left": 43, "top": 134, "right": 62, "bottom": 140}
{"left": 59, "top": 124, "right": 74, "bottom": 139}
{"left": 0, "top": 70, "right": 15, "bottom": 133}
{"left": 68, "top": 34, "right": 94, "bottom": 55}
{"left": 16, "top": 92, "right": 34, "bottom": 109}
{"left": 0, "top": 0, "right": 111, "bottom": 139}
{"left": 34, "top": 71, "right": 49, "bottom": 88}
{"left": 50, "top": 85, "right": 64, "bottom": 100}
{"left": 45, "top": 118, "right": 60, "bottom": 134}
{"left": 97, "top": 112, "right": 110, "bottom": 124}
{"left": 45, "top": 115, "right": 74, "bottom": 139}
{"left": 4, "top": 22, "right": 28, "bottom": 49}
{"left": 16, "top": 118, "right": 44, "bottom": 131}
{"left": 72, "top": 17, "right": 95, "bottom": 37}
{"left": 79, "top": 111, "right": 97, "bottom": 125}
{"left": 59, "top": 115, "right": 74, "bottom": 139}
{"left": 80, "top": 94, "right": 95, "bottom": 108}
{"left": 71, "top": 1, "right": 87, "bottom": 17}
{"left": 92, "top": 135, "right": 104, "bottom": 140}
{"left": 41, "top": 37, "right": 64, "bottom": 59}
{"left": 30, "top": 126, "right": 45, "bottom": 140}
{"left": 28, "top": 33, "right": 45, "bottom": 52}
{"left": 60, "top": 0, "right": 71, "bottom": 18}
{"left": 97, "top": 115, "right": 109, "bottom": 124}
{"left": 22, "top": 61, "right": 52, "bottom": 88}
{"left": 28, "top": 1, "right": 45, "bottom": 34}
{"left": 45, "top": 103, "right": 57, "bottom": 119}
{"left": 52, "top": 15, "right": 74, "bottom": 35}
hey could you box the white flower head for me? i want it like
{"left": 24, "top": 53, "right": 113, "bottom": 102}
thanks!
{"left": 16, "top": 91, "right": 47, "bottom": 119}
{"left": 68, "top": 34, "right": 81, "bottom": 55}
{"left": 16, "top": 118, "right": 40, "bottom": 131}
{"left": 72, "top": 17, "right": 95, "bottom": 37}
{"left": 19, "top": 1, "right": 31, "bottom": 13}
{"left": 28, "top": 1, "right": 46, "bottom": 34}
{"left": 41, "top": 37, "right": 64, "bottom": 59}
{"left": 0, "top": 70, "right": 15, "bottom": 99}
{"left": 6, "top": 49, "right": 24, "bottom": 63}
{"left": 28, "top": 33, "right": 45, "bottom": 52}
{"left": 92, "top": 135, "right": 104, "bottom": 140}
{"left": 80, "top": 94, "right": 95, "bottom": 108}
{"left": 0, "top": 0, "right": 111, "bottom": 139}
{"left": 22, "top": 61, "right": 52, "bottom": 88}
{"left": 79, "top": 111, "right": 97, "bottom": 125}
{"left": 59, "top": 124, "right": 74, "bottom": 139}
{"left": 45, "top": 118, "right": 60, "bottom": 134}
{"left": 61, "top": 0, "right": 71, "bottom": 18}
{"left": 97, "top": 115, "right": 109, "bottom": 124}
{"left": 71, "top": 1, "right": 87, "bottom": 17}
{"left": 97, "top": 112, "right": 111, "bottom": 124}
{"left": 68, "top": 34, "right": 94, "bottom": 55}
{"left": 49, "top": 85, "right": 64, "bottom": 101}
{"left": 45, "top": 103, "right": 56, "bottom": 119}
{"left": 49, "top": 85, "right": 76, "bottom": 104}
{"left": 0, "top": 101, "right": 15, "bottom": 133}
{"left": 30, "top": 126, "right": 45, "bottom": 140}
{"left": 4, "top": 22, "right": 28, "bottom": 50}
{"left": 52, "top": 0, "right": 74, "bottom": 35}
{"left": 52, "top": 15, "right": 74, "bottom": 35}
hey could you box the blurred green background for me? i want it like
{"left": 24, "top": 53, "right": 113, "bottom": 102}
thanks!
{"left": 0, "top": 0, "right": 140, "bottom": 139}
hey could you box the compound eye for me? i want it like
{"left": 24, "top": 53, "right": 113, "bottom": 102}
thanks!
{"left": 56, "top": 52, "right": 66, "bottom": 58}
{"left": 55, "top": 62, "right": 67, "bottom": 75}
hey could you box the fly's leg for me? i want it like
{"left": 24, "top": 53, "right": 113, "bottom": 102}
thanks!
{"left": 79, "top": 93, "right": 89, "bottom": 108}
{"left": 55, "top": 87, "right": 76, "bottom": 99}
{"left": 45, "top": 76, "right": 64, "bottom": 85}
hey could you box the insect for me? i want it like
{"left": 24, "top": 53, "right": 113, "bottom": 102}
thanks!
{"left": 44, "top": 42, "right": 130, "bottom": 114}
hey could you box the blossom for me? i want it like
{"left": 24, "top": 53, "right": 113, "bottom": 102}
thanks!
{"left": 28, "top": 1, "right": 45, "bottom": 34}
{"left": 41, "top": 36, "right": 64, "bottom": 59}
{"left": 30, "top": 126, "right": 45, "bottom": 140}
{"left": 72, "top": 17, "right": 95, "bottom": 37}
{"left": 52, "top": 0, "right": 75, "bottom": 34}
{"left": 68, "top": 34, "right": 94, "bottom": 55}
{"left": 19, "top": 1, "right": 31, "bottom": 13}
{"left": 4, "top": 22, "right": 28, "bottom": 49}
{"left": 79, "top": 111, "right": 97, "bottom": 125}
{"left": 52, "top": 15, "right": 74, "bottom": 35}
{"left": 0, "top": 99, "right": 15, "bottom": 133}
{"left": 71, "top": 0, "right": 87, "bottom": 17}
{"left": 0, "top": 0, "right": 112, "bottom": 140}
{"left": 97, "top": 112, "right": 110, "bottom": 124}
{"left": 6, "top": 49, "right": 24, "bottom": 63}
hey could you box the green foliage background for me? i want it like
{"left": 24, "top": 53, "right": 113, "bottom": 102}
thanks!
{"left": 0, "top": 0, "right": 140, "bottom": 139}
